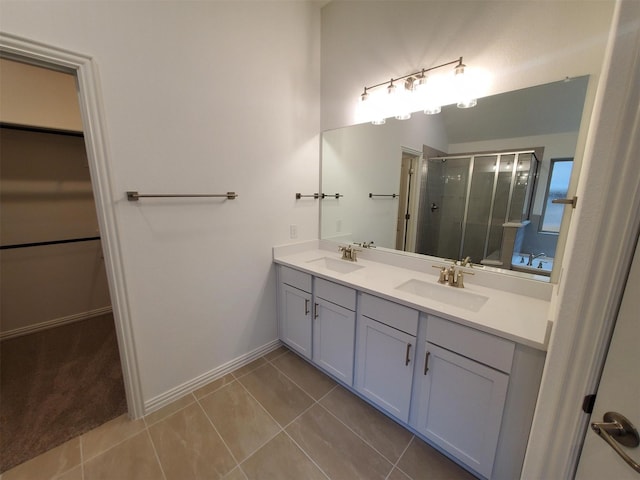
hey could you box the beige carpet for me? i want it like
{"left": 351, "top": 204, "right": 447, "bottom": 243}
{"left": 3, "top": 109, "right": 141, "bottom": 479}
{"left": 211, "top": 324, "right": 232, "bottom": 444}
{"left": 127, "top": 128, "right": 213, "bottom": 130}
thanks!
{"left": 0, "top": 313, "right": 127, "bottom": 473}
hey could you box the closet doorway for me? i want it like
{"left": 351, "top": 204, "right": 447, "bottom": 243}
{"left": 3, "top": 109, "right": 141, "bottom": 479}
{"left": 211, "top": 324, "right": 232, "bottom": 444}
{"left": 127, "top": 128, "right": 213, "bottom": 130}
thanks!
{"left": 0, "top": 58, "right": 127, "bottom": 472}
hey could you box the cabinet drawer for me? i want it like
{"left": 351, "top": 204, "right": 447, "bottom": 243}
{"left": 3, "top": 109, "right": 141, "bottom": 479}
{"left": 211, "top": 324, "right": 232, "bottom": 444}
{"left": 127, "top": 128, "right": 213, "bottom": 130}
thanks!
{"left": 426, "top": 315, "right": 514, "bottom": 373}
{"left": 359, "top": 293, "right": 419, "bottom": 336}
{"left": 315, "top": 278, "right": 356, "bottom": 311}
{"left": 280, "top": 265, "right": 312, "bottom": 293}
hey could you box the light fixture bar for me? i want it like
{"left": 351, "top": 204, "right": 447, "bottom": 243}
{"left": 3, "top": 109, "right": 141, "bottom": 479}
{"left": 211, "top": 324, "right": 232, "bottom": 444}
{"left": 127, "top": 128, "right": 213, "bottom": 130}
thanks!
{"left": 357, "top": 56, "right": 480, "bottom": 125}
{"left": 362, "top": 57, "right": 463, "bottom": 93}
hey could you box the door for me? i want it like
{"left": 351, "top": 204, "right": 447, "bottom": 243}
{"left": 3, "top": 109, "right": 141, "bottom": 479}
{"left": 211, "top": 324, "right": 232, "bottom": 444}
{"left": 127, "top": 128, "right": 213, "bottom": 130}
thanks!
{"left": 312, "top": 297, "right": 355, "bottom": 385}
{"left": 413, "top": 343, "right": 509, "bottom": 478}
{"left": 395, "top": 150, "right": 420, "bottom": 252}
{"left": 575, "top": 235, "right": 640, "bottom": 478}
{"left": 280, "top": 284, "right": 312, "bottom": 359}
{"left": 355, "top": 315, "right": 415, "bottom": 422}
{"left": 418, "top": 156, "right": 471, "bottom": 260}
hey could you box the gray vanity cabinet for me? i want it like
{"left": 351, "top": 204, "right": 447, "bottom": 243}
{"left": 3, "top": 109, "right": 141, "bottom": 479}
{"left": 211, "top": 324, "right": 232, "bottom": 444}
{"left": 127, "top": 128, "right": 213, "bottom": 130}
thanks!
{"left": 411, "top": 315, "right": 515, "bottom": 479}
{"left": 278, "top": 266, "right": 313, "bottom": 359}
{"left": 276, "top": 263, "right": 546, "bottom": 480}
{"left": 278, "top": 266, "right": 356, "bottom": 383}
{"left": 354, "top": 293, "right": 419, "bottom": 423}
{"left": 312, "top": 278, "right": 356, "bottom": 385}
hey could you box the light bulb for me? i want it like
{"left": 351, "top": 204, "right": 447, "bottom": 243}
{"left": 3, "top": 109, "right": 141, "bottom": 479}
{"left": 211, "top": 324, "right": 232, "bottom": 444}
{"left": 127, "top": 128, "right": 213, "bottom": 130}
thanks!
{"left": 356, "top": 88, "right": 373, "bottom": 124}
{"left": 415, "top": 73, "right": 442, "bottom": 114}
{"left": 356, "top": 87, "right": 387, "bottom": 125}
{"left": 454, "top": 61, "right": 477, "bottom": 109}
{"left": 394, "top": 84, "right": 412, "bottom": 120}
{"left": 424, "top": 104, "right": 442, "bottom": 115}
{"left": 370, "top": 88, "right": 388, "bottom": 125}
{"left": 385, "top": 80, "right": 411, "bottom": 120}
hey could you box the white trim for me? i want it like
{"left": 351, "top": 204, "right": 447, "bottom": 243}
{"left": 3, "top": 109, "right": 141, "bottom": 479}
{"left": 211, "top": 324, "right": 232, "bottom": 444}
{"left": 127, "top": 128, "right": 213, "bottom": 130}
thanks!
{"left": 143, "top": 340, "right": 282, "bottom": 415}
{"left": 0, "top": 307, "right": 113, "bottom": 340}
{"left": 0, "top": 33, "right": 145, "bottom": 419}
{"left": 522, "top": 1, "right": 640, "bottom": 478}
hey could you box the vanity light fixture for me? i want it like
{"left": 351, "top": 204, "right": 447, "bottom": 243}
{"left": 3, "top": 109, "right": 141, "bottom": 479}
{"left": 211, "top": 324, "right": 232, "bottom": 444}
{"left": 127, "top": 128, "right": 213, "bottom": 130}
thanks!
{"left": 358, "top": 57, "right": 479, "bottom": 125}
{"left": 454, "top": 60, "right": 477, "bottom": 108}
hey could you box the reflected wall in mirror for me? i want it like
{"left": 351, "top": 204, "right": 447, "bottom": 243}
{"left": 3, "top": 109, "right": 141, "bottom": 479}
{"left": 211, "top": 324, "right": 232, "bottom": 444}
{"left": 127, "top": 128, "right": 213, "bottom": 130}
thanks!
{"left": 321, "top": 76, "right": 589, "bottom": 281}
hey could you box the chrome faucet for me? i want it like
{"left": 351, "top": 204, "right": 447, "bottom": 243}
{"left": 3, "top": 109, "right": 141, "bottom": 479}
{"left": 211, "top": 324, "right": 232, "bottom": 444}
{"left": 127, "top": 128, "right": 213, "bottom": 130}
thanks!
{"left": 527, "top": 252, "right": 546, "bottom": 266}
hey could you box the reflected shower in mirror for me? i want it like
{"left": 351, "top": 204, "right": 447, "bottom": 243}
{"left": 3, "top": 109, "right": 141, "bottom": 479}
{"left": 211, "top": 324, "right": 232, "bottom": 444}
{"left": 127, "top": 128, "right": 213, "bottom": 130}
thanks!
{"left": 321, "top": 76, "right": 589, "bottom": 281}
{"left": 417, "top": 150, "right": 538, "bottom": 267}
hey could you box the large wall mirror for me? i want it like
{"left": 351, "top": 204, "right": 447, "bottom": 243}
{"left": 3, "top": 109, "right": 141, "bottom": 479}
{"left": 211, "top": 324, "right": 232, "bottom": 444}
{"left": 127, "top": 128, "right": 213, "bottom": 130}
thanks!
{"left": 321, "top": 76, "right": 589, "bottom": 282}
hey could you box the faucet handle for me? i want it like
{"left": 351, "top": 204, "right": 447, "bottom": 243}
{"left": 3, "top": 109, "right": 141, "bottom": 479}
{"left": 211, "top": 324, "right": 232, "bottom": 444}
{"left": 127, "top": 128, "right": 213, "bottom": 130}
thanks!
{"left": 447, "top": 265, "right": 457, "bottom": 286}
{"left": 432, "top": 265, "right": 447, "bottom": 284}
{"left": 455, "top": 269, "right": 474, "bottom": 288}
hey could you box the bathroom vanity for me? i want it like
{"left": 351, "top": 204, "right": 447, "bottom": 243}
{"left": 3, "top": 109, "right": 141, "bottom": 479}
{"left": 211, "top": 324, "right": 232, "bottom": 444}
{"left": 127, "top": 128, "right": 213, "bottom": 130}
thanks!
{"left": 273, "top": 240, "right": 552, "bottom": 480}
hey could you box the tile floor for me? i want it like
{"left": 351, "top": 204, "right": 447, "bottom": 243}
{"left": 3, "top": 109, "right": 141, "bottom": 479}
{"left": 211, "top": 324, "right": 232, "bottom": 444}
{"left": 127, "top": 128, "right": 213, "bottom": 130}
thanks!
{"left": 1, "top": 346, "right": 477, "bottom": 480}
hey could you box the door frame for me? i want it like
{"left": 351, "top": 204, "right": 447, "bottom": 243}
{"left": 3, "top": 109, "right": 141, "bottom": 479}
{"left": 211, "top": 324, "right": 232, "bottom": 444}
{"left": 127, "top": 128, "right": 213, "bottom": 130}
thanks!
{"left": 522, "top": 1, "right": 640, "bottom": 477}
{"left": 0, "top": 33, "right": 144, "bottom": 418}
{"left": 396, "top": 147, "right": 421, "bottom": 252}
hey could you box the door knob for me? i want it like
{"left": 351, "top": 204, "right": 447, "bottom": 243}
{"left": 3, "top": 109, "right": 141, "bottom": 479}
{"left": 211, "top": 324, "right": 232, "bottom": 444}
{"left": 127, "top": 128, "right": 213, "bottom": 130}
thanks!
{"left": 591, "top": 412, "right": 640, "bottom": 473}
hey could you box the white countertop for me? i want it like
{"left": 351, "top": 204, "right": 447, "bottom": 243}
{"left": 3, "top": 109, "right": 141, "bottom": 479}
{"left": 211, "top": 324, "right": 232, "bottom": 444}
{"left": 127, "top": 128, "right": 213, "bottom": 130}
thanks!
{"left": 273, "top": 243, "right": 552, "bottom": 351}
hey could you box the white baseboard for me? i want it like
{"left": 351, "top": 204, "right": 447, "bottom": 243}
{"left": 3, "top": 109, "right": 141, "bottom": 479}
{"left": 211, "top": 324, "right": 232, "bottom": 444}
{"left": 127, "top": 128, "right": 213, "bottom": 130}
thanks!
{"left": 0, "top": 306, "right": 113, "bottom": 340}
{"left": 144, "top": 339, "right": 283, "bottom": 415}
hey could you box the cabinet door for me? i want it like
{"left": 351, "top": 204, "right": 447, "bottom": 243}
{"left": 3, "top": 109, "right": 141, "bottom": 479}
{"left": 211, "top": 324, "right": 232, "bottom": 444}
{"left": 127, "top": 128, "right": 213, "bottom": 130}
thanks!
{"left": 312, "top": 297, "right": 355, "bottom": 385}
{"left": 280, "top": 283, "right": 312, "bottom": 359}
{"left": 355, "top": 315, "right": 415, "bottom": 422}
{"left": 413, "top": 342, "right": 509, "bottom": 478}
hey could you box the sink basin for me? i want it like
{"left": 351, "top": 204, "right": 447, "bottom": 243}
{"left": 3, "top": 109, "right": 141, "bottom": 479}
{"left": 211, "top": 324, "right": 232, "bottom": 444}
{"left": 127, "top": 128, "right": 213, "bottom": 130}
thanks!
{"left": 306, "top": 257, "right": 364, "bottom": 274}
{"left": 395, "top": 278, "right": 489, "bottom": 312}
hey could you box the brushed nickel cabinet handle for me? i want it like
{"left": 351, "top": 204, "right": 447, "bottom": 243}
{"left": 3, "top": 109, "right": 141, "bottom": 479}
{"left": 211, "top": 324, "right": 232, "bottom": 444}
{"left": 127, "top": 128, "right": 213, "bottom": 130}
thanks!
{"left": 405, "top": 343, "right": 412, "bottom": 366}
{"left": 304, "top": 299, "right": 310, "bottom": 315}
{"left": 424, "top": 351, "right": 431, "bottom": 375}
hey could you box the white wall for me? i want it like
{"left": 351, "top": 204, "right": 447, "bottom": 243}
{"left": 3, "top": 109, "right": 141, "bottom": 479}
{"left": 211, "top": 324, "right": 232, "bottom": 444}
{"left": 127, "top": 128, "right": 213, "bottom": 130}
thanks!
{"left": 0, "top": 1, "right": 320, "bottom": 404}
{"left": 321, "top": 1, "right": 615, "bottom": 131}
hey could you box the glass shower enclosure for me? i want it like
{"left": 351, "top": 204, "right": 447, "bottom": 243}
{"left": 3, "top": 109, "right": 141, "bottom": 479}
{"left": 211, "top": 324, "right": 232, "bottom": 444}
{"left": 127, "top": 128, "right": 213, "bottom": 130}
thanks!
{"left": 416, "top": 150, "right": 538, "bottom": 266}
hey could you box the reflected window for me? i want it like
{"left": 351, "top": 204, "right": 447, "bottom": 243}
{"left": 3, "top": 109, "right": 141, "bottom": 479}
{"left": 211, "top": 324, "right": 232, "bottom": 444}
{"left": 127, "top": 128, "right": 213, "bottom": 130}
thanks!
{"left": 540, "top": 158, "right": 574, "bottom": 233}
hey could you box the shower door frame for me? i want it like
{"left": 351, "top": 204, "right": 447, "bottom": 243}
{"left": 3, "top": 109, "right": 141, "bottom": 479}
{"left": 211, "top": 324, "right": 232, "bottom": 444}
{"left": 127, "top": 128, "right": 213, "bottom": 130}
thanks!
{"left": 430, "top": 149, "right": 538, "bottom": 263}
